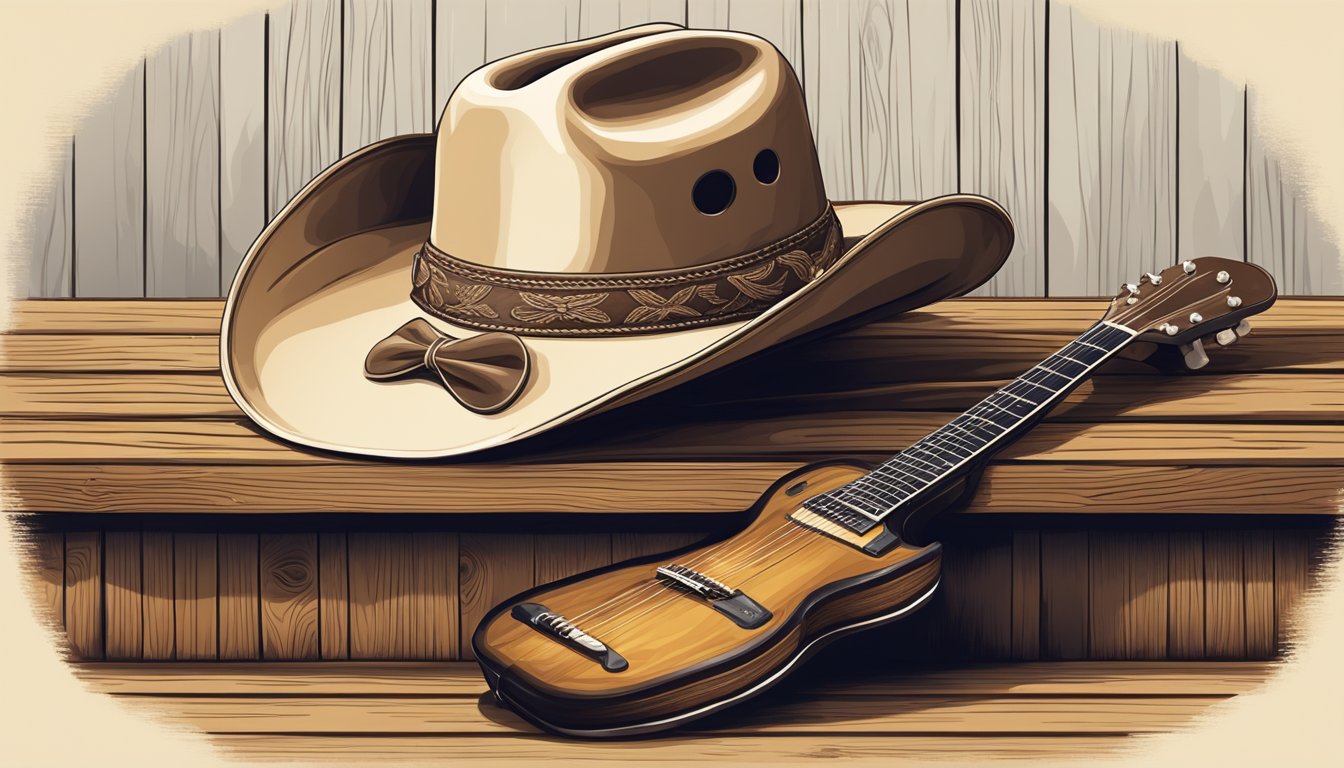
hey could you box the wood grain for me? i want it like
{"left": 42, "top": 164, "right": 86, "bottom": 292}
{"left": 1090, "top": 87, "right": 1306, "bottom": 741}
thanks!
{"left": 318, "top": 532, "right": 349, "bottom": 659}
{"left": 1047, "top": 6, "right": 1175, "bottom": 295}
{"left": 348, "top": 533, "right": 459, "bottom": 659}
{"left": 74, "top": 60, "right": 145, "bottom": 296}
{"left": 104, "top": 531, "right": 143, "bottom": 659}
{"left": 1011, "top": 529, "right": 1041, "bottom": 659}
{"left": 218, "top": 533, "right": 260, "bottom": 661}
{"left": 27, "top": 140, "right": 73, "bottom": 297}
{"left": 268, "top": 0, "right": 341, "bottom": 218}
{"left": 534, "top": 534, "right": 613, "bottom": 583}
{"left": 434, "top": 0, "right": 486, "bottom": 115}
{"left": 64, "top": 531, "right": 103, "bottom": 659}
{"left": 1203, "top": 530, "right": 1245, "bottom": 658}
{"left": 610, "top": 532, "right": 707, "bottom": 561}
{"left": 342, "top": 0, "right": 433, "bottom": 154}
{"left": 1176, "top": 49, "right": 1244, "bottom": 263}
{"left": 802, "top": 0, "right": 956, "bottom": 200}
{"left": 174, "top": 532, "right": 218, "bottom": 660}
{"left": 1040, "top": 530, "right": 1088, "bottom": 659}
{"left": 1273, "top": 530, "right": 1311, "bottom": 652}
{"left": 961, "top": 0, "right": 1045, "bottom": 297}
{"left": 1243, "top": 533, "right": 1275, "bottom": 658}
{"left": 484, "top": 0, "right": 579, "bottom": 60}
{"left": 0, "top": 373, "right": 237, "bottom": 418}
{"left": 578, "top": 0, "right": 684, "bottom": 38}
{"left": 940, "top": 530, "right": 1013, "bottom": 660}
{"left": 28, "top": 531, "right": 64, "bottom": 630}
{"left": 0, "top": 335, "right": 214, "bottom": 372}
{"left": 3, "top": 300, "right": 222, "bottom": 334}
{"left": 142, "top": 530, "right": 175, "bottom": 659}
{"left": 1167, "top": 530, "right": 1205, "bottom": 659}
{"left": 1089, "top": 532, "right": 1167, "bottom": 659}
{"left": 219, "top": 13, "right": 267, "bottom": 286}
{"left": 146, "top": 30, "right": 221, "bottom": 297}
{"left": 261, "top": 533, "right": 320, "bottom": 660}
{"left": 689, "top": 0, "right": 802, "bottom": 74}
{"left": 458, "top": 533, "right": 534, "bottom": 660}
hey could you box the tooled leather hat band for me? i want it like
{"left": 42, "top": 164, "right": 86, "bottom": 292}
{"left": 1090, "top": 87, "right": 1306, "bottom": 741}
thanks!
{"left": 409, "top": 205, "right": 842, "bottom": 337}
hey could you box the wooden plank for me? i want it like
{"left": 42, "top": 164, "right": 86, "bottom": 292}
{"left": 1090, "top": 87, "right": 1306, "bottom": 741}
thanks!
{"left": 146, "top": 30, "right": 221, "bottom": 297}
{"left": 1089, "top": 531, "right": 1167, "bottom": 659}
{"left": 174, "top": 532, "right": 218, "bottom": 660}
{"left": 104, "top": 531, "right": 142, "bottom": 660}
{"left": 434, "top": 0, "right": 486, "bottom": 116}
{"left": 689, "top": 0, "right": 802, "bottom": 75}
{"left": 349, "top": 533, "right": 459, "bottom": 659}
{"left": 261, "top": 533, "right": 320, "bottom": 660}
{"left": 3, "top": 300, "right": 221, "bottom": 334}
{"left": 940, "top": 530, "right": 1013, "bottom": 659}
{"left": 1273, "top": 529, "right": 1311, "bottom": 652}
{"left": 1176, "top": 49, "right": 1244, "bottom": 263}
{"left": 611, "top": 532, "right": 706, "bottom": 561}
{"left": 220, "top": 13, "right": 268, "bottom": 288}
{"left": 26, "top": 531, "right": 64, "bottom": 630}
{"left": 577, "top": 0, "right": 684, "bottom": 38}
{"left": 268, "top": 0, "right": 342, "bottom": 218}
{"left": 1040, "top": 530, "right": 1088, "bottom": 659}
{"left": 1244, "top": 533, "right": 1275, "bottom": 658}
{"left": 1011, "top": 530, "right": 1040, "bottom": 659}
{"left": 1047, "top": 6, "right": 1175, "bottom": 296}
{"left": 0, "top": 335, "right": 214, "bottom": 372}
{"left": 318, "top": 532, "right": 349, "bottom": 660}
{"left": 218, "top": 533, "right": 260, "bottom": 661}
{"left": 1168, "top": 530, "right": 1205, "bottom": 659}
{"left": 802, "top": 0, "right": 956, "bottom": 200}
{"left": 342, "top": 0, "right": 433, "bottom": 156}
{"left": 26, "top": 139, "right": 73, "bottom": 297}
{"left": 1246, "top": 90, "right": 1343, "bottom": 294}
{"left": 142, "top": 530, "right": 175, "bottom": 659}
{"left": 484, "top": 0, "right": 579, "bottom": 60}
{"left": 458, "top": 534, "right": 534, "bottom": 660}
{"left": 1204, "top": 530, "right": 1246, "bottom": 658}
{"left": 960, "top": 0, "right": 1045, "bottom": 297}
{"left": 533, "top": 533, "right": 612, "bottom": 583}
{"left": 64, "top": 531, "right": 103, "bottom": 659}
{"left": 73, "top": 60, "right": 145, "bottom": 296}
{"left": 0, "top": 373, "right": 237, "bottom": 418}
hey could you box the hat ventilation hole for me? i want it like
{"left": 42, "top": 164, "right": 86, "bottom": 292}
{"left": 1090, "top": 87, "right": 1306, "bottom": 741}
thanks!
{"left": 753, "top": 149, "right": 780, "bottom": 184}
{"left": 692, "top": 170, "right": 736, "bottom": 215}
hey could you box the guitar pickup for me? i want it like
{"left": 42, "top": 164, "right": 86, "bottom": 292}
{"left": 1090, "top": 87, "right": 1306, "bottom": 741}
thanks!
{"left": 511, "top": 602, "right": 628, "bottom": 672}
{"left": 655, "top": 564, "right": 772, "bottom": 629}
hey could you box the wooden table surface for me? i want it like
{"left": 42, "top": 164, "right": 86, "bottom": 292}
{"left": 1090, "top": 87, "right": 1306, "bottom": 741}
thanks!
{"left": 4, "top": 297, "right": 1344, "bottom": 515}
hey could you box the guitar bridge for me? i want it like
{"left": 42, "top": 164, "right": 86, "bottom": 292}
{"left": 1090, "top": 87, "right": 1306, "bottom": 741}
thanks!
{"left": 511, "top": 602, "right": 628, "bottom": 672}
{"left": 655, "top": 564, "right": 772, "bottom": 629}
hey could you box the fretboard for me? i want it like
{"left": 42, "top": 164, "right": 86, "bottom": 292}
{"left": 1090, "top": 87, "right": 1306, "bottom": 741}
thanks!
{"left": 803, "top": 321, "right": 1136, "bottom": 533}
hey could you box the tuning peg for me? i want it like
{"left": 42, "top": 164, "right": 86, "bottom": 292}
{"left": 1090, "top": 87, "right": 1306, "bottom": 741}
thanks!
{"left": 1227, "top": 296, "right": 1242, "bottom": 308}
{"left": 1180, "top": 339, "right": 1210, "bottom": 370}
{"left": 1235, "top": 319, "right": 1252, "bottom": 337}
{"left": 1182, "top": 261, "right": 1197, "bottom": 274}
{"left": 1145, "top": 272, "right": 1163, "bottom": 285}
{"left": 1160, "top": 322, "right": 1179, "bottom": 336}
{"left": 1215, "top": 329, "right": 1238, "bottom": 347}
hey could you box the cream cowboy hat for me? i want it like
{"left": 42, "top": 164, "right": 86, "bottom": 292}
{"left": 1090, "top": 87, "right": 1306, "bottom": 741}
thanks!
{"left": 220, "top": 24, "right": 1013, "bottom": 458}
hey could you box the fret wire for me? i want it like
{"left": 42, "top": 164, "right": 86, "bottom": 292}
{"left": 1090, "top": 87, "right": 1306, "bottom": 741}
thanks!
{"left": 863, "top": 468, "right": 923, "bottom": 496}
{"left": 895, "top": 447, "right": 950, "bottom": 473}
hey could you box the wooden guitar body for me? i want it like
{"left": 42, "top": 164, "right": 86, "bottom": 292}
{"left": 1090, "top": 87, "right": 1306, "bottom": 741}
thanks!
{"left": 473, "top": 460, "right": 943, "bottom": 737}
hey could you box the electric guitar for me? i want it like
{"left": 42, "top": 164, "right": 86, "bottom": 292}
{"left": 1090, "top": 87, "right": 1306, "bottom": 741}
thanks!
{"left": 473, "top": 257, "right": 1277, "bottom": 738}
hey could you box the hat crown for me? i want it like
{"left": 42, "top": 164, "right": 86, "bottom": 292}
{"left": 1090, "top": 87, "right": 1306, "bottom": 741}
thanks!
{"left": 428, "top": 26, "right": 828, "bottom": 275}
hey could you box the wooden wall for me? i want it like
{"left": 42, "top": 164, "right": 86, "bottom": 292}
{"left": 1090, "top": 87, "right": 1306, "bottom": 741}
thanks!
{"left": 21, "top": 519, "right": 1333, "bottom": 662}
{"left": 22, "top": 0, "right": 1341, "bottom": 299}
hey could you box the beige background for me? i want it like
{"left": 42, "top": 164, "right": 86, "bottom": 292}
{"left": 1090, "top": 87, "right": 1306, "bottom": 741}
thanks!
{"left": 1, "top": 0, "right": 1341, "bottom": 764}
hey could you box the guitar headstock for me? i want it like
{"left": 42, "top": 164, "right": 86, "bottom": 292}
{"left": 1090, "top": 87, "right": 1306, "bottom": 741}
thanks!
{"left": 1103, "top": 258, "right": 1277, "bottom": 369}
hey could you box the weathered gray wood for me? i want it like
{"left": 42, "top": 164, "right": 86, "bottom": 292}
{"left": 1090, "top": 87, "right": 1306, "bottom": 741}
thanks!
{"left": 690, "top": 0, "right": 802, "bottom": 75}
{"left": 1177, "top": 49, "right": 1243, "bottom": 263}
{"left": 1047, "top": 6, "right": 1175, "bottom": 296}
{"left": 220, "top": 13, "right": 267, "bottom": 290}
{"left": 1246, "top": 90, "right": 1343, "bottom": 294}
{"left": 802, "top": 0, "right": 957, "bottom": 200}
{"left": 961, "top": 0, "right": 1045, "bottom": 297}
{"left": 485, "top": 0, "right": 580, "bottom": 61}
{"left": 74, "top": 61, "right": 145, "bottom": 297}
{"left": 578, "top": 0, "right": 685, "bottom": 37}
{"left": 146, "top": 30, "right": 221, "bottom": 297}
{"left": 434, "top": 0, "right": 487, "bottom": 117}
{"left": 343, "top": 0, "right": 434, "bottom": 155}
{"left": 268, "top": 0, "right": 341, "bottom": 218}
{"left": 26, "top": 140, "right": 73, "bottom": 297}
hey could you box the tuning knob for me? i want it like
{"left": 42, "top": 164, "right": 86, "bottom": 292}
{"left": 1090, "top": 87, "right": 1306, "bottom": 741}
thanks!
{"left": 1235, "top": 319, "right": 1252, "bottom": 337}
{"left": 1145, "top": 272, "right": 1163, "bottom": 285}
{"left": 1215, "top": 329, "right": 1238, "bottom": 347}
{"left": 1160, "top": 323, "right": 1178, "bottom": 336}
{"left": 1180, "top": 339, "right": 1210, "bottom": 370}
{"left": 1216, "top": 270, "right": 1231, "bottom": 284}
{"left": 1189, "top": 312, "right": 1203, "bottom": 324}
{"left": 1227, "top": 296, "right": 1242, "bottom": 308}
{"left": 1182, "top": 261, "right": 1197, "bottom": 274}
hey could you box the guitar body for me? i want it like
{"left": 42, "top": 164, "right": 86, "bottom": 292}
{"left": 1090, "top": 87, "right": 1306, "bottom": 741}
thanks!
{"left": 473, "top": 460, "right": 944, "bottom": 737}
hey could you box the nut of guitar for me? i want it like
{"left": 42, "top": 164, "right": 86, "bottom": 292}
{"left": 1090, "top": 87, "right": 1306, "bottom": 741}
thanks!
{"left": 472, "top": 460, "right": 943, "bottom": 737}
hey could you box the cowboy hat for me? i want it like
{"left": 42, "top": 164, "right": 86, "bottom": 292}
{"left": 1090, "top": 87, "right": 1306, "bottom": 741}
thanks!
{"left": 220, "top": 23, "right": 1013, "bottom": 459}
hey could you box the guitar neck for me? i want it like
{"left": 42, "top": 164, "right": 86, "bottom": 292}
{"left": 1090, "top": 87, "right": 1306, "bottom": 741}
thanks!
{"left": 804, "top": 321, "right": 1137, "bottom": 531}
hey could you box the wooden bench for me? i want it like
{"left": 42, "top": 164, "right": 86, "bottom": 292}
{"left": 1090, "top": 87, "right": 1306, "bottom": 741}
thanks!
{"left": 4, "top": 297, "right": 1334, "bottom": 760}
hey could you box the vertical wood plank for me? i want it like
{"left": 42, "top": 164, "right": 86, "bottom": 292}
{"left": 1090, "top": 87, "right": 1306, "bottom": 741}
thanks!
{"left": 142, "top": 531, "right": 175, "bottom": 660}
{"left": 413, "top": 532, "right": 459, "bottom": 659}
{"left": 64, "top": 532, "right": 103, "bottom": 660}
{"left": 1244, "top": 532, "right": 1275, "bottom": 659}
{"left": 318, "top": 531, "right": 349, "bottom": 659}
{"left": 578, "top": 0, "right": 685, "bottom": 38}
{"left": 104, "top": 531, "right": 142, "bottom": 660}
{"left": 342, "top": 0, "right": 434, "bottom": 155}
{"left": 146, "top": 30, "right": 221, "bottom": 297}
{"left": 435, "top": 0, "right": 487, "bottom": 116}
{"left": 1039, "top": 530, "right": 1088, "bottom": 659}
{"left": 349, "top": 533, "right": 459, "bottom": 659}
{"left": 1176, "top": 50, "right": 1244, "bottom": 262}
{"left": 459, "top": 534, "right": 534, "bottom": 660}
{"left": 218, "top": 533, "right": 260, "bottom": 660}
{"left": 485, "top": 0, "right": 580, "bottom": 61}
{"left": 1273, "top": 529, "right": 1310, "bottom": 652}
{"left": 260, "top": 533, "right": 320, "bottom": 660}
{"left": 940, "top": 530, "right": 1013, "bottom": 660}
{"left": 610, "top": 532, "right": 705, "bottom": 562}
{"left": 28, "top": 532, "right": 64, "bottom": 630}
{"left": 1246, "top": 90, "right": 1343, "bottom": 294}
{"left": 1089, "top": 531, "right": 1167, "bottom": 659}
{"left": 174, "top": 532, "right": 217, "bottom": 660}
{"left": 1168, "top": 530, "right": 1205, "bottom": 659}
{"left": 803, "top": 0, "right": 957, "bottom": 200}
{"left": 1010, "top": 529, "right": 1040, "bottom": 659}
{"left": 74, "top": 61, "right": 145, "bottom": 296}
{"left": 1047, "top": 6, "right": 1175, "bottom": 295}
{"left": 268, "top": 0, "right": 342, "bottom": 217}
{"left": 220, "top": 13, "right": 267, "bottom": 289}
{"left": 690, "top": 0, "right": 802, "bottom": 75}
{"left": 27, "top": 140, "right": 73, "bottom": 297}
{"left": 961, "top": 0, "right": 1045, "bottom": 296}
{"left": 535, "top": 534, "right": 613, "bottom": 583}
{"left": 1204, "top": 530, "right": 1246, "bottom": 658}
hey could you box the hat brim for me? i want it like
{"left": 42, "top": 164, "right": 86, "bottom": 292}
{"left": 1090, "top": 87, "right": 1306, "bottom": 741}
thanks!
{"left": 221, "top": 135, "right": 1013, "bottom": 458}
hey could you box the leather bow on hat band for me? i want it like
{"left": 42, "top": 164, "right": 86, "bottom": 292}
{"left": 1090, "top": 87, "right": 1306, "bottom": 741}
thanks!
{"left": 364, "top": 318, "right": 530, "bottom": 414}
{"left": 408, "top": 205, "right": 841, "bottom": 336}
